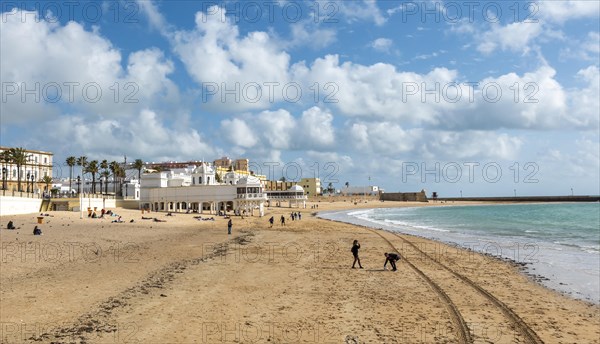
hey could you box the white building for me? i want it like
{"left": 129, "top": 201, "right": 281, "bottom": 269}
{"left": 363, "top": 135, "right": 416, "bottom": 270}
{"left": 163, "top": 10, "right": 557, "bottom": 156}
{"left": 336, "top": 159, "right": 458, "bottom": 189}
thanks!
{"left": 266, "top": 185, "right": 308, "bottom": 208}
{"left": 342, "top": 185, "right": 380, "bottom": 196}
{"left": 140, "top": 163, "right": 266, "bottom": 216}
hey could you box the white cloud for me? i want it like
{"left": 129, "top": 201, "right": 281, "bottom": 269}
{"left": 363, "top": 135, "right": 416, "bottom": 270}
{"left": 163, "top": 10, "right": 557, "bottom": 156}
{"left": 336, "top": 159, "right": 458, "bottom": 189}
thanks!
{"left": 346, "top": 121, "right": 522, "bottom": 161}
{"left": 298, "top": 107, "right": 336, "bottom": 147}
{"left": 537, "top": 0, "right": 600, "bottom": 24}
{"left": 285, "top": 20, "right": 336, "bottom": 49}
{"left": 220, "top": 118, "right": 258, "bottom": 148}
{"left": 171, "top": 6, "right": 292, "bottom": 111}
{"left": 0, "top": 10, "right": 178, "bottom": 124}
{"left": 477, "top": 22, "right": 543, "bottom": 54}
{"left": 370, "top": 38, "right": 393, "bottom": 53}
{"left": 219, "top": 107, "right": 336, "bottom": 152}
{"left": 334, "top": 0, "right": 386, "bottom": 26}
{"left": 44, "top": 110, "right": 213, "bottom": 161}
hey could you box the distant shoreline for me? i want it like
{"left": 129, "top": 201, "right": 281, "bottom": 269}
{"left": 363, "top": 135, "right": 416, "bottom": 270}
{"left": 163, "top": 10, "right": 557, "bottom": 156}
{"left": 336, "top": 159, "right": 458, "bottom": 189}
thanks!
{"left": 434, "top": 195, "right": 600, "bottom": 202}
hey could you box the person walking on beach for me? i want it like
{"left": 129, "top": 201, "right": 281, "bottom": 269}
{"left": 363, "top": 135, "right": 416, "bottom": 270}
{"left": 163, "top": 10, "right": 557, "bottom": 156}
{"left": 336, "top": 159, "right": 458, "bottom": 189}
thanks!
{"left": 384, "top": 252, "right": 401, "bottom": 271}
{"left": 269, "top": 216, "right": 274, "bottom": 228}
{"left": 227, "top": 219, "right": 232, "bottom": 235}
{"left": 280, "top": 215, "right": 286, "bottom": 226}
{"left": 351, "top": 240, "right": 363, "bottom": 269}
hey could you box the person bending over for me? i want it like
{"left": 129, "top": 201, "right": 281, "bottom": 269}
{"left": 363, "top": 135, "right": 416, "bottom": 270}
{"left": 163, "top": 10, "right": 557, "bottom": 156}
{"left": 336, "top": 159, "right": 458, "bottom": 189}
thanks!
{"left": 384, "top": 252, "right": 401, "bottom": 271}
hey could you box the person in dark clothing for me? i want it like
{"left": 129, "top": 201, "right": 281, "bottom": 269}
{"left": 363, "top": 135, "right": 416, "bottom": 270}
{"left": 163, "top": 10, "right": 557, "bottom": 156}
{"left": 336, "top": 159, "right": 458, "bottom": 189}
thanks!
{"left": 351, "top": 240, "right": 363, "bottom": 269}
{"left": 227, "top": 219, "right": 232, "bottom": 235}
{"left": 280, "top": 215, "right": 285, "bottom": 226}
{"left": 384, "top": 252, "right": 401, "bottom": 271}
{"left": 268, "top": 216, "right": 274, "bottom": 228}
{"left": 33, "top": 226, "right": 42, "bottom": 235}
{"left": 7, "top": 221, "right": 16, "bottom": 229}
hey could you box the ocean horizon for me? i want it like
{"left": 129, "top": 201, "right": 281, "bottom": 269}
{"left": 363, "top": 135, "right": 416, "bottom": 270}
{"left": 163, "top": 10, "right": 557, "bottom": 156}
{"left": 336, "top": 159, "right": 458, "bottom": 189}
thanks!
{"left": 319, "top": 202, "right": 600, "bottom": 304}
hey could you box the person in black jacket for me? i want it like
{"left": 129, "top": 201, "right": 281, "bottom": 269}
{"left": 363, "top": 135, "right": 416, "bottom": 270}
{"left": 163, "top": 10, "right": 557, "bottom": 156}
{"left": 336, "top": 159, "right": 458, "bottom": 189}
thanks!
{"left": 384, "top": 252, "right": 401, "bottom": 271}
{"left": 351, "top": 240, "right": 363, "bottom": 269}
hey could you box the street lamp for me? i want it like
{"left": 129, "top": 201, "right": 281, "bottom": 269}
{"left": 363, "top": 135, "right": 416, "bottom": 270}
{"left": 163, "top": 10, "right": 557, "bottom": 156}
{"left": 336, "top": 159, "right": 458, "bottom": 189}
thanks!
{"left": 514, "top": 189, "right": 517, "bottom": 197}
{"left": 31, "top": 174, "right": 35, "bottom": 195}
{"left": 460, "top": 190, "right": 463, "bottom": 198}
{"left": 571, "top": 187, "right": 574, "bottom": 196}
{"left": 77, "top": 175, "right": 83, "bottom": 219}
{"left": 1, "top": 167, "right": 6, "bottom": 190}
{"left": 27, "top": 172, "right": 31, "bottom": 193}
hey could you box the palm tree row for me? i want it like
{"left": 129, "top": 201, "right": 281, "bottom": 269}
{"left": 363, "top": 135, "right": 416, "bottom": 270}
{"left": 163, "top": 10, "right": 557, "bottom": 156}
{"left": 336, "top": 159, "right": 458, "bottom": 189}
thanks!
{"left": 1, "top": 147, "right": 31, "bottom": 192}
{"left": 65, "top": 156, "right": 144, "bottom": 195}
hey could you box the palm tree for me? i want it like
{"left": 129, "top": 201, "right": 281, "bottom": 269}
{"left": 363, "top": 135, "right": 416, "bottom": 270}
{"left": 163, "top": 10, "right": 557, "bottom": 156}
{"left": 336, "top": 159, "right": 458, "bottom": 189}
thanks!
{"left": 41, "top": 175, "right": 52, "bottom": 193}
{"left": 0, "top": 150, "right": 12, "bottom": 190}
{"left": 109, "top": 161, "right": 119, "bottom": 194}
{"left": 66, "top": 156, "right": 76, "bottom": 194}
{"left": 9, "top": 147, "right": 28, "bottom": 192}
{"left": 77, "top": 156, "right": 88, "bottom": 191}
{"left": 101, "top": 170, "right": 110, "bottom": 195}
{"left": 100, "top": 160, "right": 109, "bottom": 194}
{"left": 327, "top": 182, "right": 334, "bottom": 195}
{"left": 86, "top": 160, "right": 99, "bottom": 193}
{"left": 116, "top": 165, "right": 126, "bottom": 196}
{"left": 133, "top": 159, "right": 144, "bottom": 181}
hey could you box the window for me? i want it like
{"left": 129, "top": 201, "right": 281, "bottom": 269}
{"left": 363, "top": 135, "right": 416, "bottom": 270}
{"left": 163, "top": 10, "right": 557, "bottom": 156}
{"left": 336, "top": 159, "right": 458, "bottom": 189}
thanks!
{"left": 44, "top": 157, "right": 47, "bottom": 164}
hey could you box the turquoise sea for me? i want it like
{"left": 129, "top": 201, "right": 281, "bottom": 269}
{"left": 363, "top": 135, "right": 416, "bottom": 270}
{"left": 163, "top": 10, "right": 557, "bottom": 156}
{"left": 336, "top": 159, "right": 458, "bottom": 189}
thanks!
{"left": 319, "top": 202, "right": 600, "bottom": 303}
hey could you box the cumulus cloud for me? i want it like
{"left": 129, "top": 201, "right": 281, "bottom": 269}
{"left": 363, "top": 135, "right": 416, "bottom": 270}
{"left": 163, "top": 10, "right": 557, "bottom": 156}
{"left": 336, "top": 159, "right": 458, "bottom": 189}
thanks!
{"left": 476, "top": 22, "right": 543, "bottom": 54}
{"left": 219, "top": 107, "right": 336, "bottom": 152}
{"left": 346, "top": 121, "right": 522, "bottom": 161}
{"left": 169, "top": 6, "right": 292, "bottom": 111}
{"left": 0, "top": 10, "right": 179, "bottom": 124}
{"left": 537, "top": 0, "right": 600, "bottom": 24}
{"left": 43, "top": 109, "right": 213, "bottom": 161}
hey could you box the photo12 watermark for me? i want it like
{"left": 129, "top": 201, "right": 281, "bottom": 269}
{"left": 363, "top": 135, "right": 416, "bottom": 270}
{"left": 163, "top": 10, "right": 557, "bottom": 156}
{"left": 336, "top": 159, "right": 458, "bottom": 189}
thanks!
{"left": 401, "top": 162, "right": 540, "bottom": 184}
{"left": 1, "top": 241, "right": 141, "bottom": 264}
{"left": 201, "top": 82, "right": 339, "bottom": 105}
{"left": 0, "top": 321, "right": 139, "bottom": 343}
{"left": 200, "top": 1, "right": 340, "bottom": 24}
{"left": 396, "top": 1, "right": 539, "bottom": 24}
{"left": 1, "top": 82, "right": 139, "bottom": 104}
{"left": 1, "top": 1, "right": 139, "bottom": 24}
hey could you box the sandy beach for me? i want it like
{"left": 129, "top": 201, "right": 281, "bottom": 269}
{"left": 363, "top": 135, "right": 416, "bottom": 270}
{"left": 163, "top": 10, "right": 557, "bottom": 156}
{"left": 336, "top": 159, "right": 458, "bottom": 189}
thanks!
{"left": 1, "top": 201, "right": 598, "bottom": 343}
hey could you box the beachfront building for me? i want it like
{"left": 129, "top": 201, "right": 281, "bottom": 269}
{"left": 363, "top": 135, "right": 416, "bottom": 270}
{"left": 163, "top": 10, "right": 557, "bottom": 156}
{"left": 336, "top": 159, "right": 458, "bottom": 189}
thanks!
{"left": 140, "top": 162, "right": 266, "bottom": 216}
{"left": 0, "top": 146, "right": 53, "bottom": 193}
{"left": 265, "top": 185, "right": 308, "bottom": 208}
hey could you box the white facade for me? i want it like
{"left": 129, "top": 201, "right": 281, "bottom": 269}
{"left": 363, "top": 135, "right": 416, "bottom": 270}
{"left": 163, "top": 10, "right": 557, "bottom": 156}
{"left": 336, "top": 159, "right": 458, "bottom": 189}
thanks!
{"left": 140, "top": 163, "right": 266, "bottom": 216}
{"left": 0, "top": 146, "right": 53, "bottom": 192}
{"left": 266, "top": 185, "right": 308, "bottom": 208}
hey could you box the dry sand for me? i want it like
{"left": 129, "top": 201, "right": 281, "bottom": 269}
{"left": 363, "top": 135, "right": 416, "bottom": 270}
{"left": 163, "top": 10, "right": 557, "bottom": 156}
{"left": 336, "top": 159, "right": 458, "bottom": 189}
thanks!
{"left": 1, "top": 200, "right": 598, "bottom": 343}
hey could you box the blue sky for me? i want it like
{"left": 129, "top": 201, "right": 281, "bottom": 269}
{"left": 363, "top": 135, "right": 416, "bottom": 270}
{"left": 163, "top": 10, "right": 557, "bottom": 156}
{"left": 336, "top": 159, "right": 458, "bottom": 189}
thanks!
{"left": 1, "top": 0, "right": 598, "bottom": 196}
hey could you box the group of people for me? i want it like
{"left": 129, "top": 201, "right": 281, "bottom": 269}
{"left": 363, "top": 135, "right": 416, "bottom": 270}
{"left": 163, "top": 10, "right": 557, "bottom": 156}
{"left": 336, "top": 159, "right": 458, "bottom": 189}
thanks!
{"left": 6, "top": 221, "right": 43, "bottom": 236}
{"left": 266, "top": 212, "right": 302, "bottom": 227}
{"left": 351, "top": 240, "right": 401, "bottom": 271}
